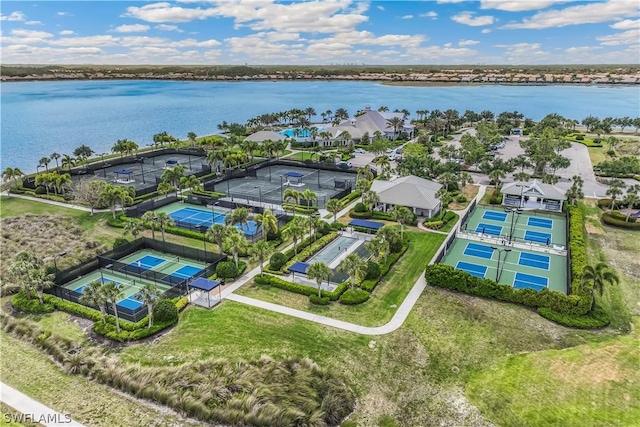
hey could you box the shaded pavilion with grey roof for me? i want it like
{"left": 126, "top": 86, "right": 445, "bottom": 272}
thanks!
{"left": 501, "top": 179, "right": 566, "bottom": 212}
{"left": 370, "top": 175, "right": 443, "bottom": 218}
{"left": 244, "top": 130, "right": 285, "bottom": 143}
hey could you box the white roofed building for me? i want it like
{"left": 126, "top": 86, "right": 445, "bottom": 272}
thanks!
{"left": 501, "top": 180, "right": 567, "bottom": 212}
{"left": 370, "top": 175, "right": 443, "bottom": 218}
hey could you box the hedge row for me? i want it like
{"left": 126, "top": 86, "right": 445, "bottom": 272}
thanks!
{"left": 568, "top": 206, "right": 587, "bottom": 296}
{"left": 254, "top": 274, "right": 348, "bottom": 301}
{"left": 350, "top": 209, "right": 417, "bottom": 225}
{"left": 601, "top": 212, "right": 640, "bottom": 229}
{"left": 425, "top": 264, "right": 590, "bottom": 316}
{"left": 597, "top": 198, "right": 640, "bottom": 210}
{"left": 361, "top": 245, "right": 408, "bottom": 292}
{"left": 537, "top": 307, "right": 609, "bottom": 329}
{"left": 424, "top": 211, "right": 458, "bottom": 230}
{"left": 191, "top": 189, "right": 226, "bottom": 199}
{"left": 339, "top": 190, "right": 362, "bottom": 208}
{"left": 282, "top": 203, "right": 319, "bottom": 214}
{"left": 284, "top": 233, "right": 338, "bottom": 272}
{"left": 339, "top": 288, "right": 370, "bottom": 305}
{"left": 309, "top": 294, "right": 331, "bottom": 305}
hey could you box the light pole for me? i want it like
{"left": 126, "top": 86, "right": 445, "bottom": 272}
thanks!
{"left": 100, "top": 153, "right": 108, "bottom": 178}
{"left": 280, "top": 175, "right": 284, "bottom": 203}
{"left": 138, "top": 157, "right": 146, "bottom": 184}
{"left": 146, "top": 144, "right": 156, "bottom": 165}
{"left": 53, "top": 251, "right": 67, "bottom": 279}
{"left": 207, "top": 201, "right": 219, "bottom": 224}
{"left": 516, "top": 183, "right": 526, "bottom": 209}
{"left": 490, "top": 247, "right": 511, "bottom": 282}
{"left": 254, "top": 186, "right": 262, "bottom": 208}
{"left": 100, "top": 263, "right": 113, "bottom": 284}
{"left": 505, "top": 207, "right": 522, "bottom": 244}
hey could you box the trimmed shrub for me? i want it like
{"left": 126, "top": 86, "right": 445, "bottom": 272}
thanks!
{"left": 339, "top": 289, "right": 370, "bottom": 305}
{"left": 423, "top": 220, "right": 444, "bottom": 230}
{"left": 455, "top": 195, "right": 467, "bottom": 203}
{"left": 339, "top": 190, "right": 362, "bottom": 208}
{"left": 153, "top": 299, "right": 179, "bottom": 323}
{"left": 269, "top": 252, "right": 288, "bottom": 271}
{"left": 365, "top": 260, "right": 381, "bottom": 280}
{"left": 575, "top": 135, "right": 584, "bottom": 140}
{"left": 354, "top": 202, "right": 368, "bottom": 213}
{"left": 282, "top": 203, "right": 318, "bottom": 214}
{"left": 371, "top": 211, "right": 395, "bottom": 221}
{"left": 568, "top": 206, "right": 588, "bottom": 295}
{"left": 112, "top": 237, "right": 129, "bottom": 249}
{"left": 349, "top": 209, "right": 372, "bottom": 219}
{"left": 216, "top": 261, "right": 238, "bottom": 279}
{"left": 255, "top": 274, "right": 348, "bottom": 301}
{"left": 34, "top": 186, "right": 47, "bottom": 195}
{"left": 601, "top": 212, "right": 640, "bottom": 229}
{"left": 538, "top": 307, "right": 610, "bottom": 328}
{"left": 12, "top": 292, "right": 55, "bottom": 313}
{"left": 309, "top": 294, "right": 330, "bottom": 305}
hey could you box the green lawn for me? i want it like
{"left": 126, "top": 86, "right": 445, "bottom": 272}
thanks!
{"left": 11, "top": 308, "right": 87, "bottom": 344}
{"left": 236, "top": 231, "right": 446, "bottom": 326}
{"left": 588, "top": 147, "right": 609, "bottom": 167}
{"left": 284, "top": 151, "right": 318, "bottom": 161}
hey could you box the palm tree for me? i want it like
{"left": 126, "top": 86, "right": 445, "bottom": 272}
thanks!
{"left": 161, "top": 164, "right": 186, "bottom": 189}
{"left": 39, "top": 157, "right": 51, "bottom": 172}
{"left": 435, "top": 188, "right": 450, "bottom": 215}
{"left": 386, "top": 116, "right": 404, "bottom": 140}
{"left": 623, "top": 191, "right": 640, "bottom": 222}
{"left": 284, "top": 188, "right": 301, "bottom": 215}
{"left": 123, "top": 219, "right": 144, "bottom": 239}
{"left": 376, "top": 226, "right": 400, "bottom": 261}
{"left": 52, "top": 172, "right": 72, "bottom": 195}
{"left": 206, "top": 223, "right": 227, "bottom": 255}
{"left": 50, "top": 152, "right": 61, "bottom": 170}
{"left": 61, "top": 154, "right": 75, "bottom": 172}
{"left": 187, "top": 131, "right": 197, "bottom": 147}
{"left": 102, "top": 281, "right": 124, "bottom": 333}
{"left": 225, "top": 207, "right": 250, "bottom": 232}
{"left": 135, "top": 283, "right": 161, "bottom": 328}
{"left": 374, "top": 156, "right": 391, "bottom": 178}
{"left": 307, "top": 262, "right": 332, "bottom": 297}
{"left": 362, "top": 190, "right": 380, "bottom": 213}
{"left": 357, "top": 165, "right": 374, "bottom": 182}
{"left": 392, "top": 205, "right": 413, "bottom": 240}
{"left": 179, "top": 175, "right": 203, "bottom": 195}
{"left": 254, "top": 209, "right": 278, "bottom": 241}
{"left": 337, "top": 253, "right": 367, "bottom": 294}
{"left": 458, "top": 172, "right": 473, "bottom": 188}
{"left": 365, "top": 237, "right": 387, "bottom": 264}
{"left": 99, "top": 184, "right": 123, "bottom": 218}
{"left": 9, "top": 252, "right": 42, "bottom": 300}
{"left": 326, "top": 199, "right": 342, "bottom": 222}
{"left": 223, "top": 229, "right": 248, "bottom": 269}
{"left": 606, "top": 178, "right": 626, "bottom": 211}
{"left": 438, "top": 172, "right": 457, "bottom": 191}
{"left": 154, "top": 212, "right": 175, "bottom": 243}
{"left": 302, "top": 189, "right": 317, "bottom": 209}
{"left": 2, "top": 167, "right": 24, "bottom": 195}
{"left": 157, "top": 180, "right": 175, "bottom": 198}
{"left": 488, "top": 169, "right": 506, "bottom": 186}
{"left": 141, "top": 211, "right": 158, "bottom": 240}
{"left": 251, "top": 240, "right": 273, "bottom": 275}
{"left": 79, "top": 280, "right": 108, "bottom": 324}
{"left": 282, "top": 220, "right": 305, "bottom": 254}
{"left": 514, "top": 172, "right": 530, "bottom": 182}
{"left": 581, "top": 263, "right": 619, "bottom": 311}
{"left": 356, "top": 179, "right": 372, "bottom": 193}
{"left": 241, "top": 140, "right": 259, "bottom": 162}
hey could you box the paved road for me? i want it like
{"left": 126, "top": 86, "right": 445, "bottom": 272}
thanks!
{"left": 1, "top": 383, "right": 86, "bottom": 427}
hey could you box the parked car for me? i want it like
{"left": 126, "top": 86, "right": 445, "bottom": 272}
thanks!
{"left": 386, "top": 148, "right": 393, "bottom": 153}
{"left": 354, "top": 148, "right": 365, "bottom": 154}
{"left": 395, "top": 148, "right": 402, "bottom": 154}
{"left": 337, "top": 161, "right": 353, "bottom": 169}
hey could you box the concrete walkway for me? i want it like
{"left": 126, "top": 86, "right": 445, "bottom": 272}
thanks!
{"left": 1, "top": 191, "right": 109, "bottom": 214}
{"left": 0, "top": 383, "right": 86, "bottom": 427}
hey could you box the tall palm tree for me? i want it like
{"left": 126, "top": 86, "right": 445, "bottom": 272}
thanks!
{"left": 50, "top": 152, "right": 61, "bottom": 170}
{"left": 39, "top": 157, "right": 51, "bottom": 172}
{"left": 514, "top": 172, "right": 530, "bottom": 182}
{"left": 135, "top": 283, "right": 161, "bottom": 328}
{"left": 606, "top": 178, "right": 626, "bottom": 211}
{"left": 52, "top": 172, "right": 72, "bottom": 195}
{"left": 99, "top": 184, "right": 123, "bottom": 218}
{"left": 282, "top": 220, "right": 305, "bottom": 254}
{"left": 35, "top": 172, "right": 51, "bottom": 195}
{"left": 223, "top": 228, "right": 248, "bottom": 269}
{"left": 254, "top": 209, "right": 278, "bottom": 241}
{"left": 251, "top": 240, "right": 273, "bottom": 275}
{"left": 362, "top": 190, "right": 380, "bottom": 213}
{"left": 438, "top": 172, "right": 457, "bottom": 191}
{"left": 117, "top": 186, "right": 135, "bottom": 214}
{"left": 179, "top": 175, "right": 203, "bottom": 195}
{"left": 31, "top": 267, "right": 54, "bottom": 305}
{"left": 161, "top": 164, "right": 186, "bottom": 189}
{"left": 386, "top": 116, "right": 404, "bottom": 140}
{"left": 241, "top": 140, "right": 259, "bottom": 162}
{"left": 623, "top": 191, "right": 640, "bottom": 222}
{"left": 392, "top": 205, "right": 413, "bottom": 240}
{"left": 8, "top": 252, "right": 41, "bottom": 300}
{"left": 357, "top": 165, "right": 374, "bottom": 182}
{"left": 337, "top": 253, "right": 367, "bottom": 294}
{"left": 187, "top": 131, "right": 197, "bottom": 147}
{"left": 154, "top": 212, "right": 175, "bottom": 243}
{"left": 206, "top": 223, "right": 227, "bottom": 255}
{"left": 141, "top": 211, "right": 158, "bottom": 240}
{"left": 581, "top": 263, "right": 619, "bottom": 311}
{"left": 374, "top": 156, "right": 391, "bottom": 178}
{"left": 225, "top": 207, "right": 250, "bottom": 233}
{"left": 284, "top": 188, "right": 301, "bottom": 215}
{"left": 123, "top": 219, "right": 145, "bottom": 239}
{"left": 61, "top": 154, "right": 76, "bottom": 172}
{"left": 435, "top": 188, "right": 450, "bottom": 216}
{"left": 326, "top": 199, "right": 342, "bottom": 222}
{"left": 157, "top": 180, "right": 175, "bottom": 198}
{"left": 2, "top": 167, "right": 24, "bottom": 195}
{"left": 102, "top": 281, "right": 124, "bottom": 333}
{"left": 79, "top": 280, "right": 108, "bottom": 324}
{"left": 458, "top": 172, "right": 473, "bottom": 188}
{"left": 307, "top": 262, "right": 332, "bottom": 297}
{"left": 302, "top": 188, "right": 317, "bottom": 209}
{"left": 365, "top": 237, "right": 387, "bottom": 264}
{"left": 488, "top": 169, "right": 506, "bottom": 186}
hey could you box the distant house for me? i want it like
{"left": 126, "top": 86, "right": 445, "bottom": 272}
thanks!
{"left": 370, "top": 175, "right": 443, "bottom": 218}
{"left": 244, "top": 131, "right": 285, "bottom": 144}
{"left": 501, "top": 180, "right": 567, "bottom": 212}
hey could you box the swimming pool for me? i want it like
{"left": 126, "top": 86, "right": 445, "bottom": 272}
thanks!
{"left": 307, "top": 236, "right": 357, "bottom": 265}
{"left": 280, "top": 127, "right": 324, "bottom": 138}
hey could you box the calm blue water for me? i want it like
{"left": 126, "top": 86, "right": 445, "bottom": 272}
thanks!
{"left": 2, "top": 80, "right": 637, "bottom": 173}
{"left": 281, "top": 127, "right": 325, "bottom": 138}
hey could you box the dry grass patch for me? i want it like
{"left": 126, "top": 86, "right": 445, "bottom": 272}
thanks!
{"left": 449, "top": 185, "right": 480, "bottom": 210}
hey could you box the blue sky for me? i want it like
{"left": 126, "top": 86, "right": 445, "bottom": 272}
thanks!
{"left": 1, "top": 0, "right": 638, "bottom": 65}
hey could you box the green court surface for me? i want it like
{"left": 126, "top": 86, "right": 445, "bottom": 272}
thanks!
{"left": 462, "top": 204, "right": 567, "bottom": 247}
{"left": 62, "top": 249, "right": 207, "bottom": 300}
{"left": 441, "top": 238, "right": 567, "bottom": 294}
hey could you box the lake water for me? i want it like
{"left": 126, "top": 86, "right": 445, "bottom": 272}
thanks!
{"left": 1, "top": 80, "right": 638, "bottom": 173}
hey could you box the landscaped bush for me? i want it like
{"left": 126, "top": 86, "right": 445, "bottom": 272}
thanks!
{"left": 309, "top": 294, "right": 330, "bottom": 305}
{"left": 269, "top": 252, "right": 288, "bottom": 271}
{"left": 365, "top": 260, "right": 381, "bottom": 280}
{"left": 575, "top": 135, "right": 584, "bottom": 140}
{"left": 339, "top": 190, "right": 362, "bottom": 208}
{"left": 164, "top": 225, "right": 206, "bottom": 240}
{"left": 282, "top": 203, "right": 318, "bottom": 214}
{"left": 371, "top": 211, "right": 394, "bottom": 221}
{"left": 255, "top": 274, "right": 348, "bottom": 301}
{"left": 354, "top": 202, "right": 368, "bottom": 213}
{"left": 339, "top": 289, "right": 370, "bottom": 305}
{"left": 595, "top": 156, "right": 640, "bottom": 177}
{"left": 489, "top": 187, "right": 503, "bottom": 204}
{"left": 34, "top": 186, "right": 47, "bottom": 195}
{"left": 216, "top": 261, "right": 238, "bottom": 279}
{"left": 423, "top": 220, "right": 444, "bottom": 230}
{"left": 153, "top": 299, "right": 179, "bottom": 323}
{"left": 191, "top": 189, "right": 226, "bottom": 199}
{"left": 568, "top": 206, "right": 588, "bottom": 295}
{"left": 455, "top": 195, "right": 467, "bottom": 203}
{"left": 11, "top": 291, "right": 55, "bottom": 313}
{"left": 112, "top": 237, "right": 129, "bottom": 249}
{"left": 361, "top": 245, "right": 408, "bottom": 292}
{"left": 601, "top": 211, "right": 640, "bottom": 229}
{"left": 538, "top": 307, "right": 610, "bottom": 328}
{"left": 349, "top": 209, "right": 372, "bottom": 219}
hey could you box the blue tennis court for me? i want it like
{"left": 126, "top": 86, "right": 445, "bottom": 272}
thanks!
{"left": 518, "top": 252, "right": 550, "bottom": 270}
{"left": 527, "top": 217, "right": 553, "bottom": 229}
{"left": 513, "top": 272, "right": 548, "bottom": 291}
{"left": 133, "top": 255, "right": 165, "bottom": 269}
{"left": 463, "top": 242, "right": 494, "bottom": 259}
{"left": 455, "top": 261, "right": 488, "bottom": 278}
{"left": 482, "top": 211, "right": 508, "bottom": 222}
{"left": 524, "top": 230, "right": 552, "bottom": 244}
{"left": 170, "top": 265, "right": 202, "bottom": 280}
{"left": 117, "top": 297, "right": 144, "bottom": 310}
{"left": 475, "top": 223, "right": 503, "bottom": 236}
{"left": 169, "top": 206, "right": 259, "bottom": 236}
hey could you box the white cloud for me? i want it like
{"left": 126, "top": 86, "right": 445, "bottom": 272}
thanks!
{"left": 459, "top": 39, "right": 479, "bottom": 46}
{"left": 452, "top": 12, "right": 494, "bottom": 26}
{"left": 49, "top": 35, "right": 120, "bottom": 47}
{"left": 436, "top": 0, "right": 467, "bottom": 3}
{"left": 480, "top": 0, "right": 572, "bottom": 12}
{"left": 420, "top": 11, "right": 438, "bottom": 19}
{"left": 113, "top": 24, "right": 151, "bottom": 33}
{"left": 597, "top": 29, "right": 640, "bottom": 46}
{"left": 1, "top": 11, "right": 26, "bottom": 21}
{"left": 57, "top": 12, "right": 71, "bottom": 16}
{"left": 377, "top": 5, "right": 384, "bottom": 11}
{"left": 156, "top": 24, "right": 183, "bottom": 32}
{"left": 25, "top": 21, "right": 42, "bottom": 26}
{"left": 401, "top": 15, "right": 413, "bottom": 20}
{"left": 405, "top": 44, "right": 477, "bottom": 62}
{"left": 611, "top": 19, "right": 639, "bottom": 30}
{"left": 11, "top": 29, "right": 53, "bottom": 38}
{"left": 502, "top": 0, "right": 640, "bottom": 29}
{"left": 481, "top": 28, "right": 491, "bottom": 33}
{"left": 59, "top": 30, "right": 74, "bottom": 35}
{"left": 122, "top": 3, "right": 218, "bottom": 23}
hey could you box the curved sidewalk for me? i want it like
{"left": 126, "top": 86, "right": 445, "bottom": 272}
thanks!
{"left": 1, "top": 383, "right": 86, "bottom": 427}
